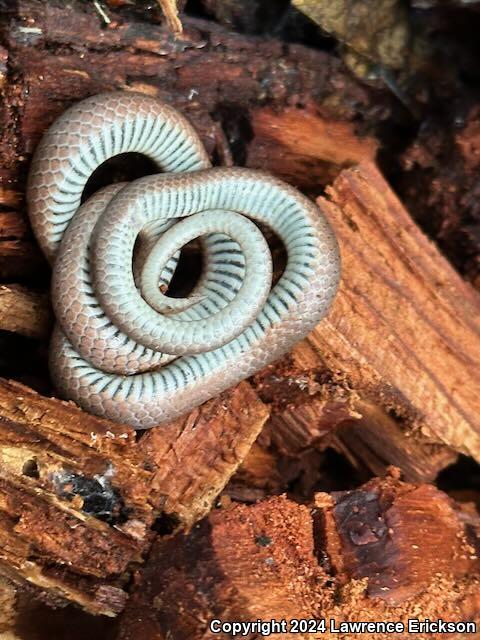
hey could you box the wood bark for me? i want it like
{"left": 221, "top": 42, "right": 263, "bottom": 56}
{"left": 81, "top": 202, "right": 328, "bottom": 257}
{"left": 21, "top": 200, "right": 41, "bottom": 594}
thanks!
{"left": 0, "top": 577, "right": 16, "bottom": 635}
{"left": 242, "top": 162, "right": 480, "bottom": 490}
{"left": 0, "top": 0, "right": 380, "bottom": 615}
{"left": 0, "top": 378, "right": 268, "bottom": 615}
{"left": 117, "top": 471, "right": 480, "bottom": 639}
{"left": 0, "top": 0, "right": 479, "bottom": 627}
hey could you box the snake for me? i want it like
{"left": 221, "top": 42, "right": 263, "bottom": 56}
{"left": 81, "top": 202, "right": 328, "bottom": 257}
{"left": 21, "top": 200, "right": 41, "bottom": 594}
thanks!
{"left": 27, "top": 92, "right": 341, "bottom": 429}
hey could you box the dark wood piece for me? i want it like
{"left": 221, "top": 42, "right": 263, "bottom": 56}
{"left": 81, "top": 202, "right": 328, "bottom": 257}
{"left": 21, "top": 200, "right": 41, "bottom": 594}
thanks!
{"left": 0, "top": 577, "right": 16, "bottom": 634}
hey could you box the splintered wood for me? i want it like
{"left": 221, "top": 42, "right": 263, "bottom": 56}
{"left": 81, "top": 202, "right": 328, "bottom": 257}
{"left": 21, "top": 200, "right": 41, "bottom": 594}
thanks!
{"left": 247, "top": 163, "right": 480, "bottom": 484}
{"left": 315, "top": 163, "right": 480, "bottom": 456}
{"left": 248, "top": 107, "right": 379, "bottom": 191}
{"left": 0, "top": 0, "right": 479, "bottom": 631}
{"left": 117, "top": 474, "right": 480, "bottom": 639}
{"left": 0, "top": 379, "right": 268, "bottom": 615}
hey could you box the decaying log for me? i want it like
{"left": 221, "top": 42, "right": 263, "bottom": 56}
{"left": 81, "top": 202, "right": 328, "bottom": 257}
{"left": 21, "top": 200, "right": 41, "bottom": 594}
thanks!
{"left": 136, "top": 382, "right": 269, "bottom": 527}
{"left": 316, "top": 163, "right": 480, "bottom": 453}
{"left": 247, "top": 107, "right": 379, "bottom": 192}
{"left": 0, "top": 0, "right": 480, "bottom": 622}
{"left": 314, "top": 469, "right": 480, "bottom": 606}
{"left": 0, "top": 0, "right": 388, "bottom": 254}
{"left": 117, "top": 472, "right": 480, "bottom": 640}
{"left": 0, "top": 0, "right": 387, "bottom": 615}
{"left": 238, "top": 162, "right": 480, "bottom": 491}
{"left": 0, "top": 378, "right": 268, "bottom": 615}
{"left": 330, "top": 400, "right": 457, "bottom": 483}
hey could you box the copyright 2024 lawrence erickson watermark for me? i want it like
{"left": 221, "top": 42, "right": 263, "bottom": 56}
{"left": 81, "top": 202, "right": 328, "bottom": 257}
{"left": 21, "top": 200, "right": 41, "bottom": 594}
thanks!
{"left": 209, "top": 617, "right": 477, "bottom": 636}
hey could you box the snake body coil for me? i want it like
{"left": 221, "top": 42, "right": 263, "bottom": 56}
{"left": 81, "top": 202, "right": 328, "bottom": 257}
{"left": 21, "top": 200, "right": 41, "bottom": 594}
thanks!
{"left": 27, "top": 92, "right": 341, "bottom": 429}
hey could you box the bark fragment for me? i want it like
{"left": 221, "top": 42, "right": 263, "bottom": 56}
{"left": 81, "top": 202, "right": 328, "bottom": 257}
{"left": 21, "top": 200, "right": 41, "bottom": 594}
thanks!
{"left": 0, "top": 379, "right": 268, "bottom": 615}
{"left": 118, "top": 475, "right": 480, "bottom": 639}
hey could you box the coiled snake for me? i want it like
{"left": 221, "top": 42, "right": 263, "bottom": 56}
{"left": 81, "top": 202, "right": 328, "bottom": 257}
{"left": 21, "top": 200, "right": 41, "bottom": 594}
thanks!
{"left": 27, "top": 92, "right": 341, "bottom": 429}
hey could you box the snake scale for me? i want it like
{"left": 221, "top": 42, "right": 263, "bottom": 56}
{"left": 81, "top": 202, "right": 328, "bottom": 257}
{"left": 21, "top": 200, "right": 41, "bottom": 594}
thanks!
{"left": 27, "top": 92, "right": 341, "bottom": 429}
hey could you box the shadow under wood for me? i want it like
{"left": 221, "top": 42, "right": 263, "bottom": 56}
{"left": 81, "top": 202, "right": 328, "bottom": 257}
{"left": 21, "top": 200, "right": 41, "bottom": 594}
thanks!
{"left": 14, "top": 598, "right": 116, "bottom": 640}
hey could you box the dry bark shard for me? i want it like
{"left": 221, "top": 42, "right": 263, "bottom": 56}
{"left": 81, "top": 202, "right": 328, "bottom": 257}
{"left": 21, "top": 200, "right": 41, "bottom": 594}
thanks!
{"left": 0, "top": 379, "right": 268, "bottom": 615}
{"left": 315, "top": 163, "right": 480, "bottom": 456}
{"left": 245, "top": 163, "right": 480, "bottom": 488}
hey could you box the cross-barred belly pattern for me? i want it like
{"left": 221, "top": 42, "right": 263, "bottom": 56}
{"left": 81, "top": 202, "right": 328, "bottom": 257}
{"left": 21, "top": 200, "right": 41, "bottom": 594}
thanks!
{"left": 27, "top": 92, "right": 341, "bottom": 428}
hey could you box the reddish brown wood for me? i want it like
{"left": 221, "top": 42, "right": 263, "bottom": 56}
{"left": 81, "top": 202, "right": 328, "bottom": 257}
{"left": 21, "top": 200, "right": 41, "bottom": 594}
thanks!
{"left": 117, "top": 473, "right": 480, "bottom": 639}
{"left": 248, "top": 106, "right": 378, "bottom": 192}
{"left": 315, "top": 163, "right": 480, "bottom": 456}
{"left": 138, "top": 381, "right": 270, "bottom": 527}
{"left": 242, "top": 163, "right": 480, "bottom": 488}
{"left": 0, "top": 1, "right": 479, "bottom": 631}
{"left": 315, "top": 472, "right": 478, "bottom": 605}
{"left": 0, "top": 379, "right": 268, "bottom": 615}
